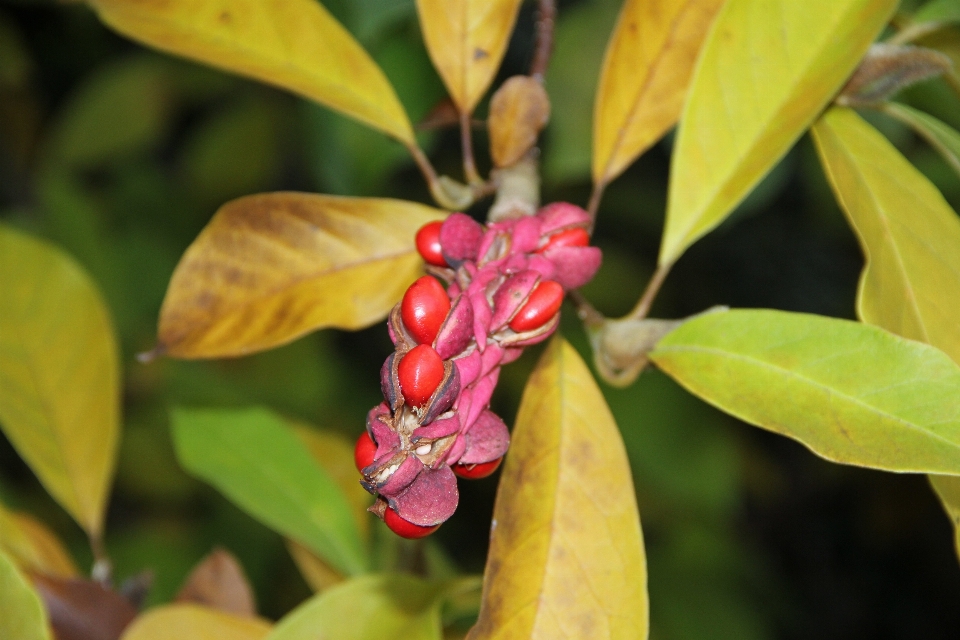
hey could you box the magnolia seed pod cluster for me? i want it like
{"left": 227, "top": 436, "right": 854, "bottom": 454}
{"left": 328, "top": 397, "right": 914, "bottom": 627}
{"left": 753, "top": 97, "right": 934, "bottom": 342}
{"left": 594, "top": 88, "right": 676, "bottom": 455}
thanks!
{"left": 354, "top": 203, "right": 602, "bottom": 538}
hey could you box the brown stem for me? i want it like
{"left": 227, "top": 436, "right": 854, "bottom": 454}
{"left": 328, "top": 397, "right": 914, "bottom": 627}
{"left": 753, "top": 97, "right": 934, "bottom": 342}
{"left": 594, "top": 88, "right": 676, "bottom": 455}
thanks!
{"left": 627, "top": 261, "right": 673, "bottom": 321}
{"left": 586, "top": 181, "right": 606, "bottom": 231}
{"left": 460, "top": 110, "right": 483, "bottom": 186}
{"left": 89, "top": 534, "right": 112, "bottom": 585}
{"left": 408, "top": 143, "right": 468, "bottom": 209}
{"left": 569, "top": 289, "right": 605, "bottom": 328}
{"left": 530, "top": 0, "right": 557, "bottom": 82}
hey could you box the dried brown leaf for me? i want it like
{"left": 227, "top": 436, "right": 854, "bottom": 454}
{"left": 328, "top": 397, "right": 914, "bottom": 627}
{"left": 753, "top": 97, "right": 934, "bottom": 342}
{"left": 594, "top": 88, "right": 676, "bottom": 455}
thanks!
{"left": 174, "top": 548, "right": 255, "bottom": 617}
{"left": 488, "top": 76, "right": 550, "bottom": 168}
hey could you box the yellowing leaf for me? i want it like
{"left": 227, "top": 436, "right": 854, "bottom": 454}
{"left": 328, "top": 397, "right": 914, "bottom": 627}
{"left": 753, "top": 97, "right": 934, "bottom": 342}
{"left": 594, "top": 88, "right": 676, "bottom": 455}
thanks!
{"left": 659, "top": 0, "right": 897, "bottom": 266}
{"left": 930, "top": 475, "right": 960, "bottom": 557}
{"left": 0, "top": 550, "right": 51, "bottom": 640}
{"left": 0, "top": 502, "right": 78, "bottom": 579}
{"left": 120, "top": 604, "right": 271, "bottom": 640}
{"left": 156, "top": 193, "right": 445, "bottom": 359}
{"left": 812, "top": 107, "right": 960, "bottom": 365}
{"left": 0, "top": 225, "right": 120, "bottom": 539}
{"left": 650, "top": 309, "right": 960, "bottom": 475}
{"left": 416, "top": 0, "right": 524, "bottom": 113}
{"left": 87, "top": 0, "right": 414, "bottom": 145}
{"left": 592, "top": 0, "right": 724, "bottom": 187}
{"left": 266, "top": 574, "right": 443, "bottom": 640}
{"left": 468, "top": 338, "right": 648, "bottom": 640}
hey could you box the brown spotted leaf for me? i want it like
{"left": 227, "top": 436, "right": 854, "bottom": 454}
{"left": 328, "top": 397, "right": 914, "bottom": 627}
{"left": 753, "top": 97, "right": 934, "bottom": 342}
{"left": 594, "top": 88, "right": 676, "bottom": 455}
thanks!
{"left": 155, "top": 193, "right": 446, "bottom": 359}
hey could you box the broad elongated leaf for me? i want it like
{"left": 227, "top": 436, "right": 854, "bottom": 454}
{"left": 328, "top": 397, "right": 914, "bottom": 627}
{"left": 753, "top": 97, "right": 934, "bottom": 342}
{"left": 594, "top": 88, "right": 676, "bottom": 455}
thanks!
{"left": 416, "top": 0, "right": 524, "bottom": 113}
{"left": 879, "top": 101, "right": 960, "bottom": 178}
{"left": 87, "top": 0, "right": 415, "bottom": 144}
{"left": 812, "top": 107, "right": 960, "bottom": 365}
{"left": 171, "top": 407, "right": 368, "bottom": 576}
{"left": 468, "top": 338, "right": 648, "bottom": 640}
{"left": 592, "top": 0, "right": 723, "bottom": 187}
{"left": 914, "top": 0, "right": 960, "bottom": 26}
{"left": 0, "top": 225, "right": 120, "bottom": 539}
{"left": 930, "top": 475, "right": 960, "bottom": 557}
{"left": 156, "top": 193, "right": 445, "bottom": 358}
{"left": 650, "top": 309, "right": 960, "bottom": 475}
{"left": 659, "top": 0, "right": 896, "bottom": 266}
{"left": 266, "top": 574, "right": 443, "bottom": 640}
{"left": 0, "top": 551, "right": 50, "bottom": 640}
{"left": 120, "top": 604, "right": 271, "bottom": 640}
{"left": 0, "top": 502, "right": 78, "bottom": 578}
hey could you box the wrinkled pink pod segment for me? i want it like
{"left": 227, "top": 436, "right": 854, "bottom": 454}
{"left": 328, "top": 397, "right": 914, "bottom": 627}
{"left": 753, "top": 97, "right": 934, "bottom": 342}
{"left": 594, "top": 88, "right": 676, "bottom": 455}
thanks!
{"left": 469, "top": 289, "right": 492, "bottom": 350}
{"left": 439, "top": 213, "right": 484, "bottom": 266}
{"left": 525, "top": 254, "right": 558, "bottom": 283}
{"left": 434, "top": 295, "right": 474, "bottom": 359}
{"left": 443, "top": 433, "right": 467, "bottom": 465}
{"left": 411, "top": 414, "right": 461, "bottom": 441}
{"left": 375, "top": 455, "right": 423, "bottom": 497}
{"left": 490, "top": 270, "right": 540, "bottom": 330}
{"left": 367, "top": 403, "right": 399, "bottom": 457}
{"left": 543, "top": 245, "right": 602, "bottom": 289}
{"left": 537, "top": 202, "right": 591, "bottom": 235}
{"left": 453, "top": 350, "right": 482, "bottom": 388}
{"left": 509, "top": 216, "right": 542, "bottom": 254}
{"left": 463, "top": 370, "right": 499, "bottom": 433}
{"left": 390, "top": 466, "right": 459, "bottom": 526}
{"left": 459, "top": 410, "right": 510, "bottom": 464}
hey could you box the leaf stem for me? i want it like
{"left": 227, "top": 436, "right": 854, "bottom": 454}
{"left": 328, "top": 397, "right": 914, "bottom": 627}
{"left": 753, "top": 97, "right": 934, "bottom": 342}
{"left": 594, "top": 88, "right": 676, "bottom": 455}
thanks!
{"left": 530, "top": 0, "right": 557, "bottom": 82}
{"left": 627, "top": 261, "right": 673, "bottom": 321}
{"left": 89, "top": 534, "right": 112, "bottom": 586}
{"left": 569, "top": 289, "right": 605, "bottom": 328}
{"left": 586, "top": 181, "right": 606, "bottom": 230}
{"left": 407, "top": 143, "right": 466, "bottom": 209}
{"left": 887, "top": 21, "right": 946, "bottom": 46}
{"left": 460, "top": 110, "right": 483, "bottom": 186}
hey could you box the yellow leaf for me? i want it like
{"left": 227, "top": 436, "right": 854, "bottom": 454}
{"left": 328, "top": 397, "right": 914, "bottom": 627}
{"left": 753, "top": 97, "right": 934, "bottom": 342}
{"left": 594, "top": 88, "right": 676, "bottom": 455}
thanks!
{"left": 488, "top": 76, "right": 551, "bottom": 168}
{"left": 285, "top": 539, "right": 343, "bottom": 594}
{"left": 592, "top": 0, "right": 724, "bottom": 187}
{"left": 468, "top": 338, "right": 648, "bottom": 640}
{"left": 0, "top": 225, "right": 120, "bottom": 539}
{"left": 812, "top": 107, "right": 960, "bottom": 365}
{"left": 87, "top": 0, "right": 415, "bottom": 145}
{"left": 416, "top": 0, "right": 524, "bottom": 114}
{"left": 120, "top": 604, "right": 272, "bottom": 640}
{"left": 659, "top": 0, "right": 897, "bottom": 267}
{"left": 0, "top": 502, "right": 78, "bottom": 579}
{"left": 0, "top": 550, "right": 51, "bottom": 640}
{"left": 930, "top": 475, "right": 960, "bottom": 558}
{"left": 156, "top": 193, "right": 446, "bottom": 359}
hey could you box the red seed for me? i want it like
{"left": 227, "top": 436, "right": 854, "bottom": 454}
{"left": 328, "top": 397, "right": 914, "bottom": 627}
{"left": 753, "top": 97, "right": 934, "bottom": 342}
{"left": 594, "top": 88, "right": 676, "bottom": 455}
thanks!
{"left": 453, "top": 457, "right": 502, "bottom": 479}
{"left": 354, "top": 432, "right": 377, "bottom": 472}
{"left": 398, "top": 344, "right": 445, "bottom": 407}
{"left": 384, "top": 507, "right": 439, "bottom": 539}
{"left": 415, "top": 221, "right": 448, "bottom": 267}
{"left": 536, "top": 227, "right": 590, "bottom": 253}
{"left": 401, "top": 276, "right": 451, "bottom": 345}
{"left": 508, "top": 280, "right": 564, "bottom": 333}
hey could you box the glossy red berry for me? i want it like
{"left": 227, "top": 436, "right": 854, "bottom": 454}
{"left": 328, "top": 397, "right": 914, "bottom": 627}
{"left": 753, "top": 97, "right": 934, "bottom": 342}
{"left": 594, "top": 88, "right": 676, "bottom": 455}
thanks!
{"left": 401, "top": 276, "right": 451, "bottom": 345}
{"left": 508, "top": 280, "right": 564, "bottom": 333}
{"left": 384, "top": 507, "right": 439, "bottom": 539}
{"left": 453, "top": 457, "right": 502, "bottom": 479}
{"left": 354, "top": 432, "right": 377, "bottom": 472}
{"left": 415, "top": 221, "right": 448, "bottom": 267}
{"left": 536, "top": 227, "right": 590, "bottom": 253}
{"left": 398, "top": 344, "right": 445, "bottom": 407}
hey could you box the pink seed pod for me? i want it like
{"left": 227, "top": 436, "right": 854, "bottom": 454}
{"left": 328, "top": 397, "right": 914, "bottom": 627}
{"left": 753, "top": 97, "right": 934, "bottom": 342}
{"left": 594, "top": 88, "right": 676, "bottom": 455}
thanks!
{"left": 439, "top": 213, "right": 484, "bottom": 268}
{"left": 490, "top": 270, "right": 541, "bottom": 331}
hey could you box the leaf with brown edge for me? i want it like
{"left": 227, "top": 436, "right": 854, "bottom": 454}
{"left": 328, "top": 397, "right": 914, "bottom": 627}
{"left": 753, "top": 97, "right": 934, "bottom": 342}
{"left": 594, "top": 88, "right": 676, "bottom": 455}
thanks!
{"left": 87, "top": 0, "right": 415, "bottom": 145}
{"left": 488, "top": 76, "right": 550, "bottom": 168}
{"left": 175, "top": 548, "right": 255, "bottom": 617}
{"left": 0, "top": 501, "right": 78, "bottom": 579}
{"left": 120, "top": 604, "right": 271, "bottom": 640}
{"left": 155, "top": 193, "right": 446, "bottom": 359}
{"left": 468, "top": 337, "right": 648, "bottom": 640}
{"left": 659, "top": 0, "right": 897, "bottom": 267}
{"left": 0, "top": 224, "right": 120, "bottom": 540}
{"left": 592, "top": 0, "right": 724, "bottom": 188}
{"left": 416, "top": 0, "right": 524, "bottom": 114}
{"left": 32, "top": 573, "right": 137, "bottom": 640}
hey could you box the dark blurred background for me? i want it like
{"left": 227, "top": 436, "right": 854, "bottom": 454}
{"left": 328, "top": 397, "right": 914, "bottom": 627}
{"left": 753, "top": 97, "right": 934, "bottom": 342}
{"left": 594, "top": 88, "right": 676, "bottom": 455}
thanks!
{"left": 2, "top": 0, "right": 960, "bottom": 638}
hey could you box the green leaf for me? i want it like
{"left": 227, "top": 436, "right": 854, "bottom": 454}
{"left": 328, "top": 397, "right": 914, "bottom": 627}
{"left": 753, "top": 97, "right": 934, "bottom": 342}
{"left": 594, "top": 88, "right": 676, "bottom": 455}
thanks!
{"left": 0, "top": 225, "right": 120, "bottom": 540}
{"left": 266, "top": 574, "right": 443, "bottom": 640}
{"left": 659, "top": 0, "right": 897, "bottom": 266}
{"left": 171, "top": 407, "right": 368, "bottom": 576}
{"left": 878, "top": 101, "right": 960, "bottom": 178}
{"left": 0, "top": 550, "right": 51, "bottom": 640}
{"left": 120, "top": 604, "right": 272, "bottom": 640}
{"left": 649, "top": 309, "right": 960, "bottom": 475}
{"left": 929, "top": 475, "right": 960, "bottom": 557}
{"left": 914, "top": 0, "right": 960, "bottom": 26}
{"left": 468, "top": 338, "right": 648, "bottom": 640}
{"left": 155, "top": 193, "right": 445, "bottom": 359}
{"left": 87, "top": 0, "right": 416, "bottom": 145}
{"left": 812, "top": 107, "right": 960, "bottom": 365}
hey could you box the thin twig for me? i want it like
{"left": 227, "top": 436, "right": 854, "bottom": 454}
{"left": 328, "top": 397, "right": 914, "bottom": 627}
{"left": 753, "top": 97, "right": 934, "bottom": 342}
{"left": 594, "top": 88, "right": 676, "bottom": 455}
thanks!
{"left": 460, "top": 110, "right": 483, "bottom": 186}
{"left": 887, "top": 21, "right": 946, "bottom": 46}
{"left": 569, "top": 289, "right": 605, "bottom": 328}
{"left": 530, "top": 0, "right": 557, "bottom": 82}
{"left": 627, "top": 262, "right": 673, "bottom": 321}
{"left": 586, "top": 182, "right": 605, "bottom": 230}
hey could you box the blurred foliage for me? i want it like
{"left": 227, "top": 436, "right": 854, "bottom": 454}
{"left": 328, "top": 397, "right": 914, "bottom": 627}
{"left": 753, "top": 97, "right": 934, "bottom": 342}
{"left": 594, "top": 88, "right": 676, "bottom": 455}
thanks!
{"left": 1, "top": 0, "right": 960, "bottom": 638}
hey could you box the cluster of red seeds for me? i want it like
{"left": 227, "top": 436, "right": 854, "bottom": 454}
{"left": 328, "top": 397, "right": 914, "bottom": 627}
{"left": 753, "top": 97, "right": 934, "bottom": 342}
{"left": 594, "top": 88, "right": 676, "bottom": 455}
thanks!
{"left": 354, "top": 203, "right": 601, "bottom": 538}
